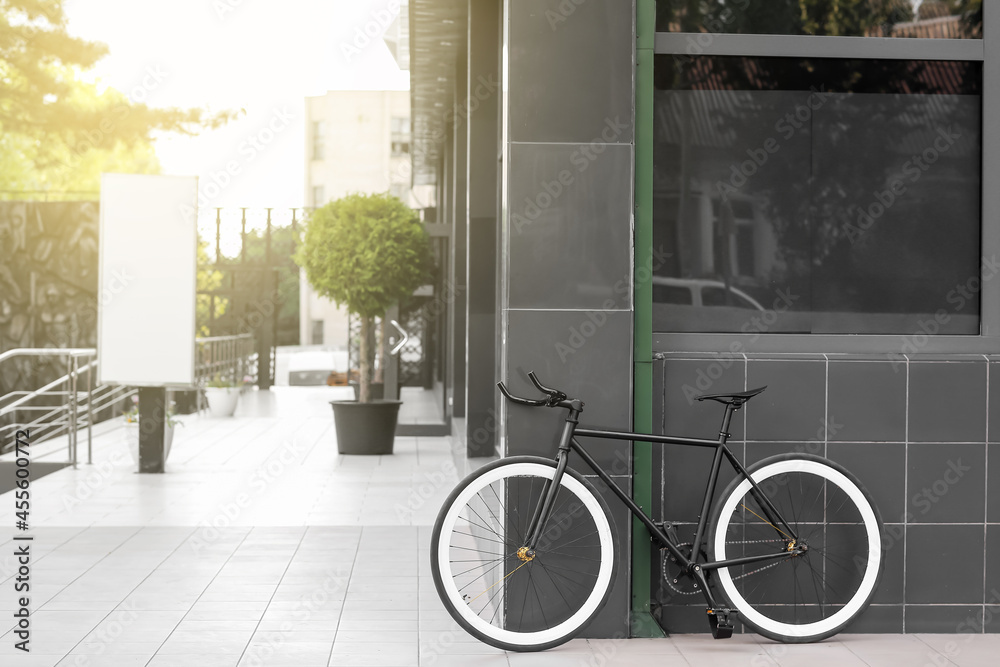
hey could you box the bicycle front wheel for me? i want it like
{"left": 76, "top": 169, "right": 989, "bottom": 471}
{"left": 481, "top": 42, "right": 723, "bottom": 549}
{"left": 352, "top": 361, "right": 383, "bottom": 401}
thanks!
{"left": 709, "top": 453, "right": 883, "bottom": 643}
{"left": 430, "top": 456, "right": 616, "bottom": 652}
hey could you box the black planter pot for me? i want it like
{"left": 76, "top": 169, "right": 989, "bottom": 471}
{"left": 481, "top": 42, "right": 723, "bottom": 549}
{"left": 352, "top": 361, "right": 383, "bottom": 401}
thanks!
{"left": 330, "top": 400, "right": 402, "bottom": 455}
{"left": 349, "top": 382, "right": 384, "bottom": 402}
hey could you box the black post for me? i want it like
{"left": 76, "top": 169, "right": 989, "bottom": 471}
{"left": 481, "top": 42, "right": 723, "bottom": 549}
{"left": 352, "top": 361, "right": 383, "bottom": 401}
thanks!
{"left": 137, "top": 386, "right": 166, "bottom": 473}
{"left": 256, "top": 209, "right": 275, "bottom": 390}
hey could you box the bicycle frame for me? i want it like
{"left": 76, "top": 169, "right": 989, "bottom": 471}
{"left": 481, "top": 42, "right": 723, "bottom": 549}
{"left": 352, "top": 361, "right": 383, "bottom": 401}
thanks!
{"left": 522, "top": 400, "right": 804, "bottom": 610}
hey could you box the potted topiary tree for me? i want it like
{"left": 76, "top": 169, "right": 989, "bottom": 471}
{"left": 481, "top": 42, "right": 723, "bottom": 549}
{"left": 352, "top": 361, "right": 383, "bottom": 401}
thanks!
{"left": 295, "top": 192, "right": 431, "bottom": 454}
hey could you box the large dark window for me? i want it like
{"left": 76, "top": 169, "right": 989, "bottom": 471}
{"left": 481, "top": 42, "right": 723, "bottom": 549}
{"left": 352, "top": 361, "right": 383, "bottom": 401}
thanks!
{"left": 656, "top": 0, "right": 982, "bottom": 39}
{"left": 652, "top": 55, "right": 982, "bottom": 334}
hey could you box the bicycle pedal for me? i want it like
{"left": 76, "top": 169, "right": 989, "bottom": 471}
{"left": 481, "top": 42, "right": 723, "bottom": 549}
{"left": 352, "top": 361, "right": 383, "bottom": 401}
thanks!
{"left": 707, "top": 608, "right": 736, "bottom": 639}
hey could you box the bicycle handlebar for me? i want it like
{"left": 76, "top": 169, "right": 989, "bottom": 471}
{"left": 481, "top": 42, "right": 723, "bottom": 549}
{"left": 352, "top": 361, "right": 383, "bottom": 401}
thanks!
{"left": 497, "top": 371, "right": 568, "bottom": 407}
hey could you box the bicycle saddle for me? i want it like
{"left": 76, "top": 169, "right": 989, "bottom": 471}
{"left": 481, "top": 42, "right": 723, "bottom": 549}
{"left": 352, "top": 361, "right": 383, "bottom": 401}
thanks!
{"left": 695, "top": 386, "right": 767, "bottom": 406}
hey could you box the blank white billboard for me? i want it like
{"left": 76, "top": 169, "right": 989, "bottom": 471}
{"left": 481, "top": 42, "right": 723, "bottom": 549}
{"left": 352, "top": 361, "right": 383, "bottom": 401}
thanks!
{"left": 98, "top": 174, "right": 198, "bottom": 386}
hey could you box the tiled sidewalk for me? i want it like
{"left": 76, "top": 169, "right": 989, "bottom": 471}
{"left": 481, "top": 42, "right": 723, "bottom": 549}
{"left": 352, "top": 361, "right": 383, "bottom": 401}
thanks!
{"left": 1, "top": 387, "right": 998, "bottom": 666}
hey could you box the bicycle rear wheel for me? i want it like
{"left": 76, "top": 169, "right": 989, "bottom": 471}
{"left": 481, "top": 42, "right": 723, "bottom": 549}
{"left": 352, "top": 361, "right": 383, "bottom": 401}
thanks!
{"left": 430, "top": 456, "right": 616, "bottom": 652}
{"left": 709, "top": 453, "right": 883, "bottom": 643}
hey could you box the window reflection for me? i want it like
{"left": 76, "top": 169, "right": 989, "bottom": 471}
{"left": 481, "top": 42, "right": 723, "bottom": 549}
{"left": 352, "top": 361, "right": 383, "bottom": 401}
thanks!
{"left": 652, "top": 55, "right": 982, "bottom": 334}
{"left": 655, "top": 0, "right": 982, "bottom": 39}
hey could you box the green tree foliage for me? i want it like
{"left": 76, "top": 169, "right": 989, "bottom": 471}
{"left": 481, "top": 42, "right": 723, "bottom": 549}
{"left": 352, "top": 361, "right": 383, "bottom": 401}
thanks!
{"left": 1, "top": 0, "right": 232, "bottom": 195}
{"left": 0, "top": 113, "right": 162, "bottom": 196}
{"left": 295, "top": 193, "right": 432, "bottom": 402}
{"left": 196, "top": 239, "right": 226, "bottom": 338}
{"left": 243, "top": 224, "right": 300, "bottom": 345}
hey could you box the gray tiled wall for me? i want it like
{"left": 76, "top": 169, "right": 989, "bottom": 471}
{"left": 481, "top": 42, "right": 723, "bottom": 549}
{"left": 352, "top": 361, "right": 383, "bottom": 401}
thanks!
{"left": 502, "top": 0, "right": 636, "bottom": 638}
{"left": 652, "top": 352, "right": 1000, "bottom": 634}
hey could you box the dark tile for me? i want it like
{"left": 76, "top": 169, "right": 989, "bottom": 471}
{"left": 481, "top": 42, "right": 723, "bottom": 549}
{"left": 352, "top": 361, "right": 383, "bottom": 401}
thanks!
{"left": 652, "top": 363, "right": 665, "bottom": 523}
{"left": 987, "top": 525, "right": 1000, "bottom": 607}
{"left": 746, "top": 360, "right": 827, "bottom": 442}
{"left": 661, "top": 357, "right": 747, "bottom": 440}
{"left": 745, "top": 442, "right": 819, "bottom": 467}
{"left": 827, "top": 362, "right": 906, "bottom": 442}
{"left": 871, "top": 525, "right": 905, "bottom": 605}
{"left": 577, "top": 475, "right": 630, "bottom": 639}
{"left": 906, "top": 444, "right": 985, "bottom": 523}
{"left": 507, "top": 143, "right": 632, "bottom": 310}
{"left": 504, "top": 309, "right": 631, "bottom": 472}
{"left": 987, "top": 607, "right": 1000, "bottom": 633}
{"left": 661, "top": 443, "right": 744, "bottom": 528}
{"left": 653, "top": 359, "right": 665, "bottom": 436}
{"left": 905, "top": 605, "right": 983, "bottom": 633}
{"left": 509, "top": 0, "right": 633, "bottom": 144}
{"left": 909, "top": 362, "right": 987, "bottom": 442}
{"left": 847, "top": 605, "right": 904, "bottom": 633}
{"left": 881, "top": 523, "right": 907, "bottom": 601}
{"left": 905, "top": 525, "right": 984, "bottom": 604}
{"left": 828, "top": 443, "right": 906, "bottom": 523}
{"left": 990, "top": 443, "right": 1000, "bottom": 523}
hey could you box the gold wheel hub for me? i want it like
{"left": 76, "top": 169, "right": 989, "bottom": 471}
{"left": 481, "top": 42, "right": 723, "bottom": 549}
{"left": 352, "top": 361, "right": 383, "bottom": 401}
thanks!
{"left": 517, "top": 547, "right": 535, "bottom": 562}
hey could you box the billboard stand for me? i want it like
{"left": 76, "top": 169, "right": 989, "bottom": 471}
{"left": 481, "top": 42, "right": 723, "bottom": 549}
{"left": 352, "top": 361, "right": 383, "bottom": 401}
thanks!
{"left": 97, "top": 173, "right": 198, "bottom": 474}
{"left": 138, "top": 387, "right": 167, "bottom": 473}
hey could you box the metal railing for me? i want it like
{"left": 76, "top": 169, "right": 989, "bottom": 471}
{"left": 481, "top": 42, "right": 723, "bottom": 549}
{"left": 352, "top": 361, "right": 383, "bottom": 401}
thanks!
{"left": 0, "top": 335, "right": 257, "bottom": 463}
{"left": 0, "top": 348, "right": 104, "bottom": 466}
{"left": 195, "top": 334, "right": 256, "bottom": 387}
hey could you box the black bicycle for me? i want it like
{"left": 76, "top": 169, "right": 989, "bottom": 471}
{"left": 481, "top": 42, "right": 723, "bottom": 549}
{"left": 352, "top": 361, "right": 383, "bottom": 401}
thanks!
{"left": 430, "top": 372, "right": 884, "bottom": 652}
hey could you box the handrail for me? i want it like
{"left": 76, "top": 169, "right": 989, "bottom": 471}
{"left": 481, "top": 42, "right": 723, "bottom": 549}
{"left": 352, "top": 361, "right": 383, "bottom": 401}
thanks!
{"left": 195, "top": 335, "right": 252, "bottom": 344}
{"left": 1, "top": 337, "right": 254, "bottom": 462}
{"left": 0, "top": 359, "right": 97, "bottom": 417}
{"left": 0, "top": 350, "right": 97, "bottom": 466}
{"left": 0, "top": 348, "right": 96, "bottom": 364}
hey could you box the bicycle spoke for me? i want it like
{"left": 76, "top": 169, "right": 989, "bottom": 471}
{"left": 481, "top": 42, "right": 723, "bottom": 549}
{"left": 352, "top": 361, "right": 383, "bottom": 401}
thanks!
{"left": 535, "top": 560, "right": 575, "bottom": 613}
{"left": 527, "top": 566, "right": 550, "bottom": 631}
{"left": 453, "top": 529, "right": 508, "bottom": 548}
{"left": 711, "top": 459, "right": 881, "bottom": 641}
{"left": 455, "top": 553, "right": 517, "bottom": 589}
{"left": 433, "top": 461, "right": 613, "bottom": 649}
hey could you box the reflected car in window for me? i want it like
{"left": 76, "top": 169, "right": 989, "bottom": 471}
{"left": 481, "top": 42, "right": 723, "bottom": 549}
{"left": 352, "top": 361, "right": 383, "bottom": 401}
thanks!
{"left": 652, "top": 277, "right": 765, "bottom": 311}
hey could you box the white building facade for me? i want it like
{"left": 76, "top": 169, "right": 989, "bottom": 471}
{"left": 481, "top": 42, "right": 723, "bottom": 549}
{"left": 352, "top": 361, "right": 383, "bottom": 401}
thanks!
{"left": 299, "top": 90, "right": 413, "bottom": 348}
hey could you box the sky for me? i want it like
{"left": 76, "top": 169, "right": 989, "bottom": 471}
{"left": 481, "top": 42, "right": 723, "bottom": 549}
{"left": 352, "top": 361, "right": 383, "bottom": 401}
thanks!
{"left": 63, "top": 0, "right": 409, "bottom": 223}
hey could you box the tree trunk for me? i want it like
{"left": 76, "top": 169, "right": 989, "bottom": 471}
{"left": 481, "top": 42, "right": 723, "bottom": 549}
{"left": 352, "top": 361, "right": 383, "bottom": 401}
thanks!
{"left": 374, "top": 317, "right": 386, "bottom": 383}
{"left": 359, "top": 315, "right": 376, "bottom": 403}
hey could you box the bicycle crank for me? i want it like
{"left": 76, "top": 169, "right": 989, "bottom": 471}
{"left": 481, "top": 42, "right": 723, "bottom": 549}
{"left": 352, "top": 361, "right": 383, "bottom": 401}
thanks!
{"left": 660, "top": 544, "right": 705, "bottom": 596}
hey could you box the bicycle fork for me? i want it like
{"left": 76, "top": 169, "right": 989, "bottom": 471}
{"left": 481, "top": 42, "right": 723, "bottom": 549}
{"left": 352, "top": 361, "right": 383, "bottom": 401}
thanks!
{"left": 522, "top": 412, "right": 579, "bottom": 553}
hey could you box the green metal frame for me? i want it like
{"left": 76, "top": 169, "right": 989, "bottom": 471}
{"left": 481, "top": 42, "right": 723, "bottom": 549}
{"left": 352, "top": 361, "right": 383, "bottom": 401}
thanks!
{"left": 631, "top": 0, "right": 658, "bottom": 638}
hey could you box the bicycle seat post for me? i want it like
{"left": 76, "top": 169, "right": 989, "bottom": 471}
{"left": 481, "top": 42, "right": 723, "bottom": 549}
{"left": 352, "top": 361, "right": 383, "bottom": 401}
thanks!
{"left": 718, "top": 402, "right": 737, "bottom": 442}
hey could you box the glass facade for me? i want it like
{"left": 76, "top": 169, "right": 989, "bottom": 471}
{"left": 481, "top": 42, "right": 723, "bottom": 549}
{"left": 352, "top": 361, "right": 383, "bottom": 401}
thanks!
{"left": 655, "top": 0, "right": 983, "bottom": 39}
{"left": 652, "top": 55, "right": 983, "bottom": 334}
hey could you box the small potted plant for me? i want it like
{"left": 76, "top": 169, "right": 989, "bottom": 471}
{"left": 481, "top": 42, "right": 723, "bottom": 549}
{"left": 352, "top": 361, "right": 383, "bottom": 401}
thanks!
{"left": 295, "top": 192, "right": 431, "bottom": 454}
{"left": 204, "top": 373, "right": 241, "bottom": 417}
{"left": 123, "top": 396, "right": 183, "bottom": 466}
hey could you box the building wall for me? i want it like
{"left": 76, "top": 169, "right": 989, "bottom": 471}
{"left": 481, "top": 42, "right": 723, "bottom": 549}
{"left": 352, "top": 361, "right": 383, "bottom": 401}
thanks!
{"left": 640, "top": 3, "right": 998, "bottom": 636}
{"left": 500, "top": 0, "right": 636, "bottom": 638}
{"left": 301, "top": 90, "right": 412, "bottom": 348}
{"left": 652, "top": 352, "right": 1000, "bottom": 633}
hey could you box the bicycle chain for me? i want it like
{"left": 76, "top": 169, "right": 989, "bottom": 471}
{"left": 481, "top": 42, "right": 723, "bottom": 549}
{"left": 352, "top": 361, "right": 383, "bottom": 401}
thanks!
{"left": 661, "top": 538, "right": 789, "bottom": 596}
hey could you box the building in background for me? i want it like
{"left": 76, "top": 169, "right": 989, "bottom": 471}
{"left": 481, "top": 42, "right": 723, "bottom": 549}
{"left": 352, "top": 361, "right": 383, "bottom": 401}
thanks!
{"left": 300, "top": 89, "right": 414, "bottom": 348}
